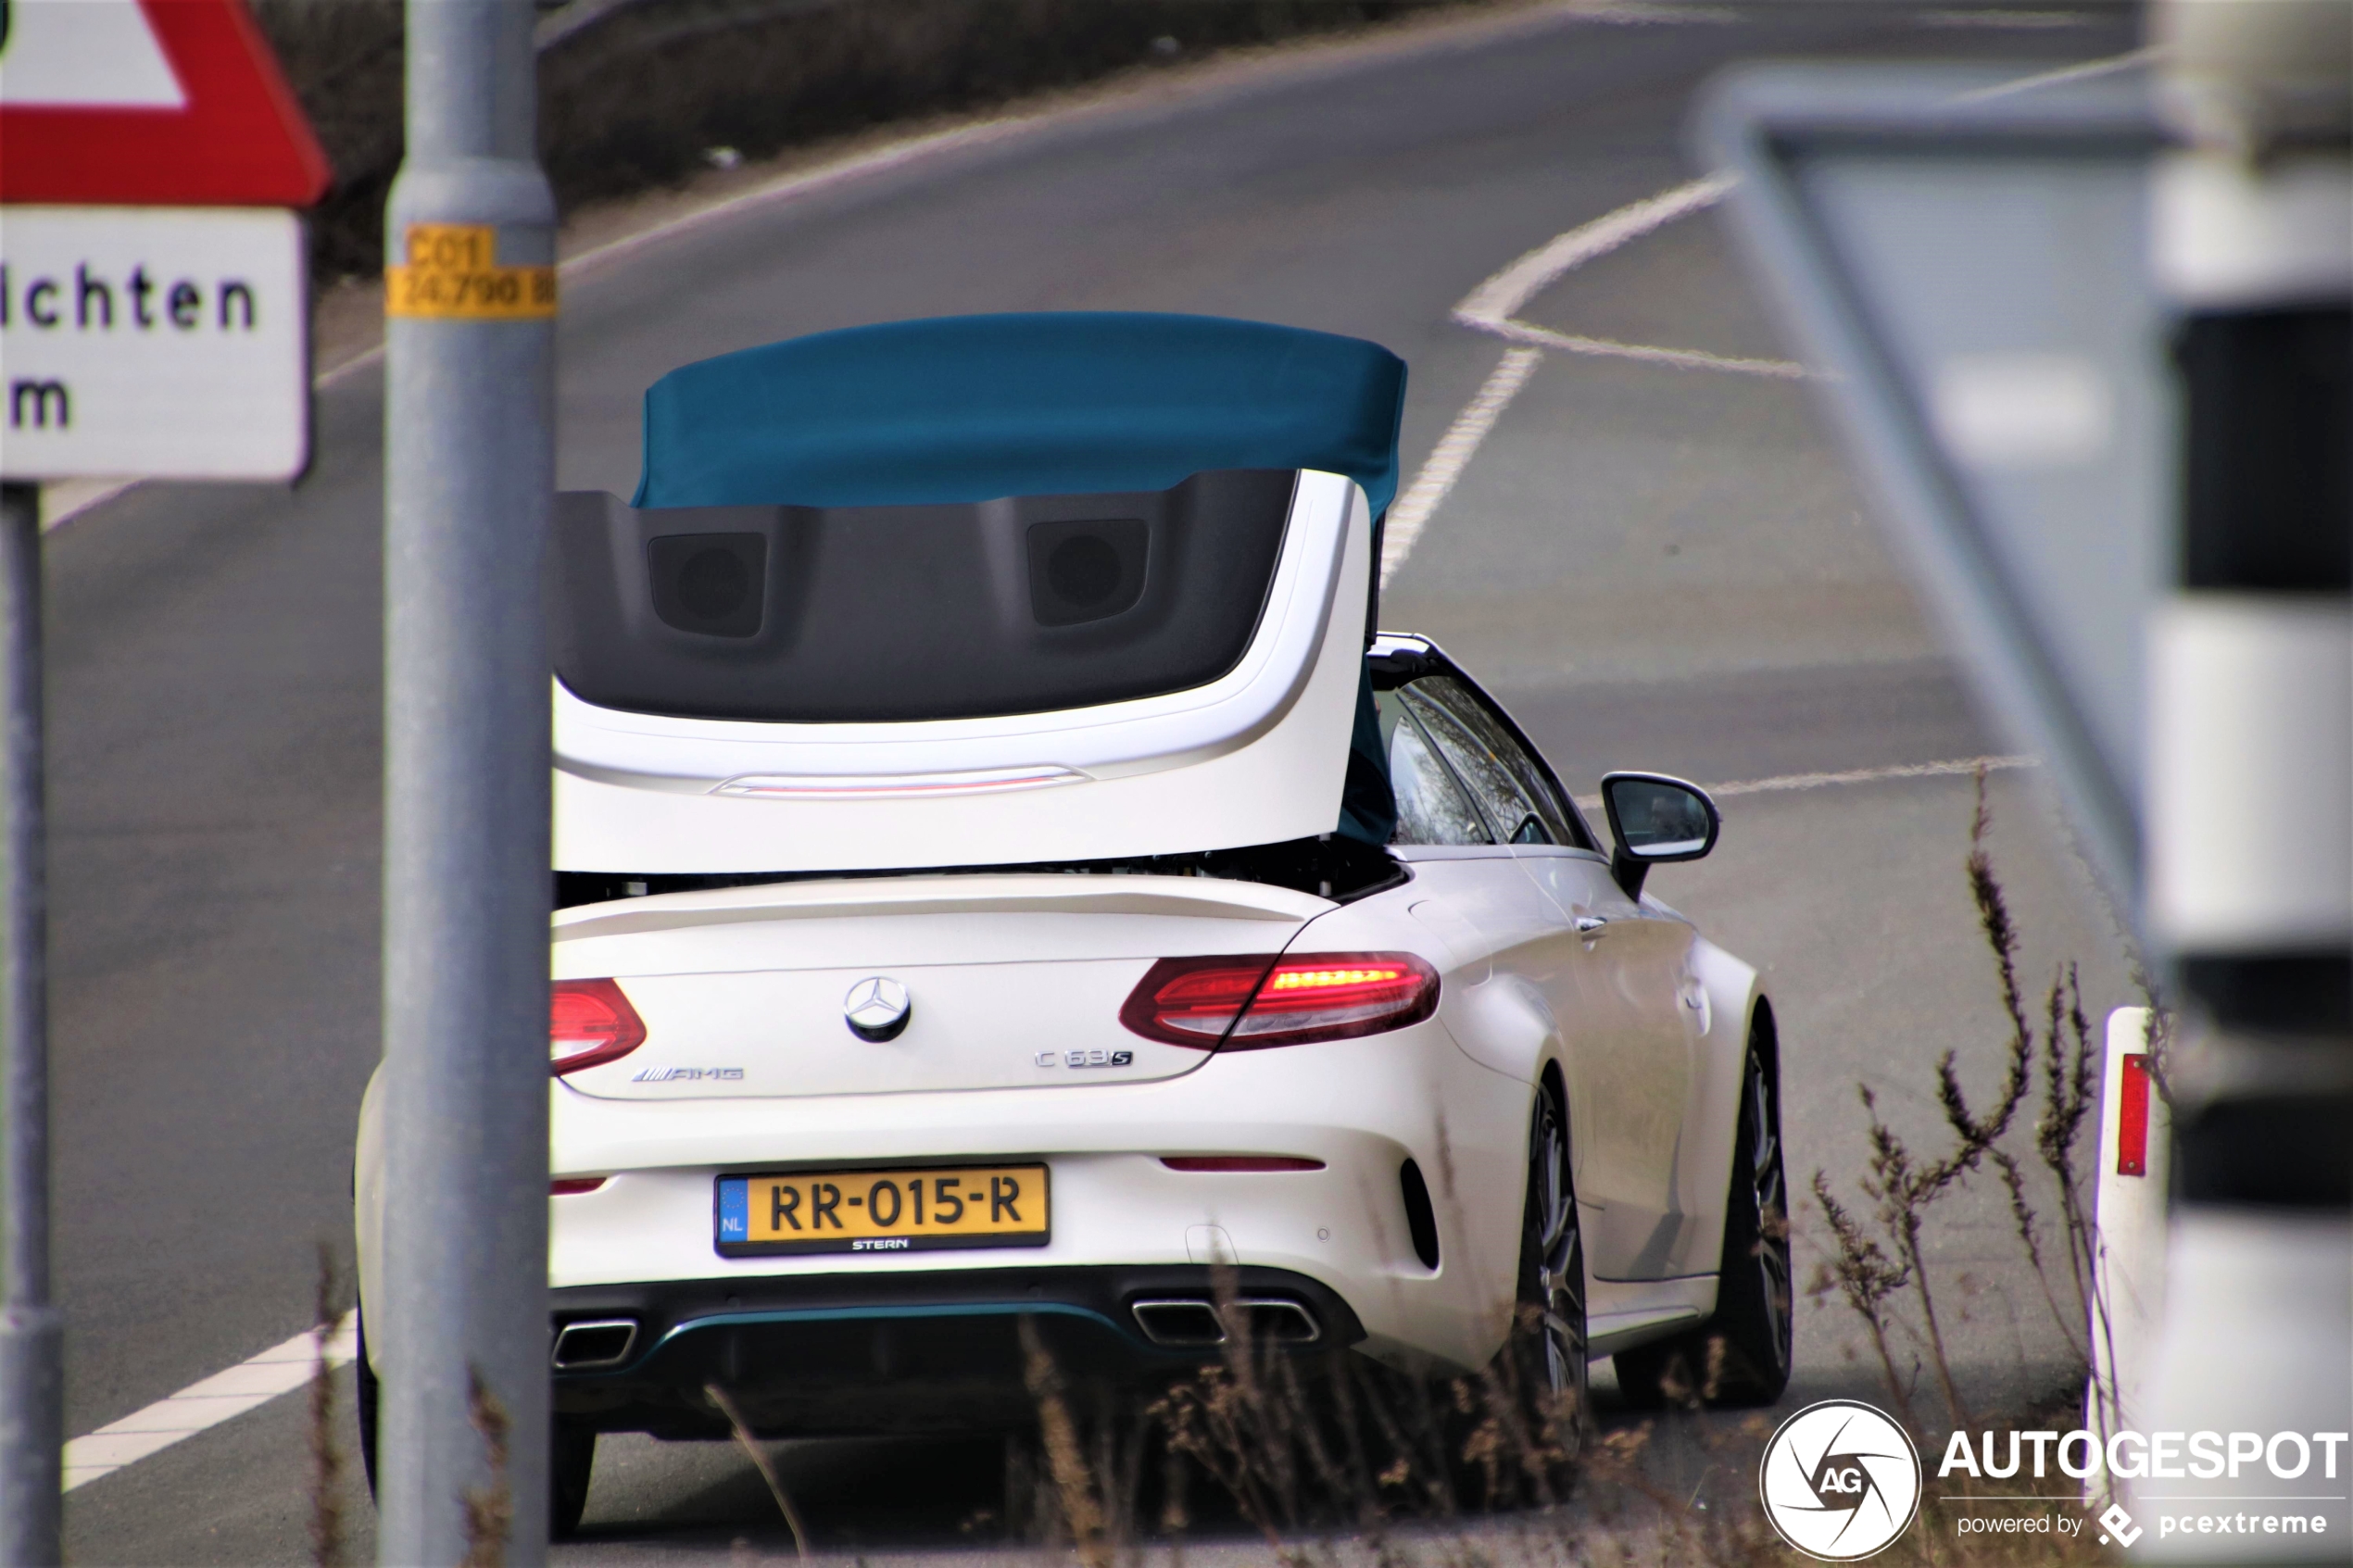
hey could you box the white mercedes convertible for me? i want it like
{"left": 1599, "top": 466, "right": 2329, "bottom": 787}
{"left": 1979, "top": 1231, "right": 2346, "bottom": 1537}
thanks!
{"left": 353, "top": 313, "right": 1791, "bottom": 1528}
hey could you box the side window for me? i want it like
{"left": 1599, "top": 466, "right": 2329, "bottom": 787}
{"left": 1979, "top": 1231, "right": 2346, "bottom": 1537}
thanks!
{"left": 1403, "top": 687, "right": 1551, "bottom": 845}
{"left": 1376, "top": 692, "right": 1491, "bottom": 847}
{"left": 1414, "top": 676, "right": 1588, "bottom": 849}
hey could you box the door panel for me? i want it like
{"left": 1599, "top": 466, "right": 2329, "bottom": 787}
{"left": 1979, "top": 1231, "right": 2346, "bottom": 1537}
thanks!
{"left": 1405, "top": 673, "right": 1704, "bottom": 1283}
{"left": 1515, "top": 850, "right": 1696, "bottom": 1278}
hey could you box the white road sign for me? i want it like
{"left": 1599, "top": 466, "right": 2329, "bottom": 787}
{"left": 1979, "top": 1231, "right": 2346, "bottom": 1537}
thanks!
{"left": 1698, "top": 66, "right": 2166, "bottom": 910}
{"left": 0, "top": 205, "right": 307, "bottom": 480}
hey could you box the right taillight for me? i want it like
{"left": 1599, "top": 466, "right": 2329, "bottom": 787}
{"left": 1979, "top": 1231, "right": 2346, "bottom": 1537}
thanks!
{"left": 1120, "top": 952, "right": 1438, "bottom": 1050}
{"left": 550, "top": 979, "right": 646, "bottom": 1076}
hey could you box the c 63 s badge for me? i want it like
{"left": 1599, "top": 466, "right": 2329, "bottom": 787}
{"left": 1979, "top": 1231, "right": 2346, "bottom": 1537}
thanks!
{"left": 1036, "top": 1049, "right": 1133, "bottom": 1069}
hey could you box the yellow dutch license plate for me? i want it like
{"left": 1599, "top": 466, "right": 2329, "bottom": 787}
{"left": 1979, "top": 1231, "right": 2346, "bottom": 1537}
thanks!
{"left": 715, "top": 1164, "right": 1050, "bottom": 1257}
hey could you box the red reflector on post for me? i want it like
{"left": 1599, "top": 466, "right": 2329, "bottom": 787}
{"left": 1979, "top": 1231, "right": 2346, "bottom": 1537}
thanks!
{"left": 2117, "top": 1052, "right": 2152, "bottom": 1177}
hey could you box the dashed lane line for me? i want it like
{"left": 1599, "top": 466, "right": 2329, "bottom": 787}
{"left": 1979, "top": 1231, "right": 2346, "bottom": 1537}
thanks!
{"left": 64, "top": 1320, "right": 356, "bottom": 1492}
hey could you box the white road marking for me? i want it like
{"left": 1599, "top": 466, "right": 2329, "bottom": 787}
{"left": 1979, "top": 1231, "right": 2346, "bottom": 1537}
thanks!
{"left": 1919, "top": 8, "right": 2098, "bottom": 29}
{"left": 1379, "top": 347, "right": 1542, "bottom": 587}
{"left": 1950, "top": 44, "right": 2165, "bottom": 103}
{"left": 1455, "top": 172, "right": 1736, "bottom": 327}
{"left": 1383, "top": 171, "right": 1801, "bottom": 583}
{"left": 1467, "top": 313, "right": 1809, "bottom": 380}
{"left": 1380, "top": 44, "right": 2160, "bottom": 581}
{"left": 1451, "top": 169, "right": 1807, "bottom": 381}
{"left": 1570, "top": 754, "right": 2034, "bottom": 811}
{"left": 63, "top": 1319, "right": 356, "bottom": 1492}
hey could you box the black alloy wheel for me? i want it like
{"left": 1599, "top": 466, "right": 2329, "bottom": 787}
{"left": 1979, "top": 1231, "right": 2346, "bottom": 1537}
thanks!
{"left": 1503, "top": 1073, "right": 1591, "bottom": 1467}
{"left": 1616, "top": 1020, "right": 1793, "bottom": 1408}
{"left": 354, "top": 1310, "right": 600, "bottom": 1538}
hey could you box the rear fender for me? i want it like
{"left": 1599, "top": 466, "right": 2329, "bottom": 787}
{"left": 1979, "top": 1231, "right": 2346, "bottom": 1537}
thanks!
{"left": 354, "top": 1066, "right": 386, "bottom": 1376}
{"left": 1672, "top": 939, "right": 1767, "bottom": 1285}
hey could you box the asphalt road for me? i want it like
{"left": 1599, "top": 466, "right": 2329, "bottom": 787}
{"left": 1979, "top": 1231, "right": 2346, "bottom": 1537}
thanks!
{"left": 52, "top": 3, "right": 2145, "bottom": 1561}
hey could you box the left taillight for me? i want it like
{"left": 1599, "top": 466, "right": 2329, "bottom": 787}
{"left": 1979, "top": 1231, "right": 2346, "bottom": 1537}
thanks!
{"left": 550, "top": 979, "right": 646, "bottom": 1076}
{"left": 1120, "top": 952, "right": 1438, "bottom": 1050}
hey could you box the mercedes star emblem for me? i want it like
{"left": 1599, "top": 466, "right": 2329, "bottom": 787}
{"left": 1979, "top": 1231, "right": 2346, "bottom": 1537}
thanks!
{"left": 843, "top": 976, "right": 912, "bottom": 1042}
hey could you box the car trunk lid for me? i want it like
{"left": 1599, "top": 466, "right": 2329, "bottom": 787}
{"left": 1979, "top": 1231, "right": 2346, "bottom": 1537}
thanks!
{"left": 551, "top": 874, "right": 1327, "bottom": 1099}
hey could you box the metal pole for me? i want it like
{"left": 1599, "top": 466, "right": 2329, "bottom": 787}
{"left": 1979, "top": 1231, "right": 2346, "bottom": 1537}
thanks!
{"left": 378, "top": 1, "right": 555, "bottom": 1562}
{"left": 0, "top": 481, "right": 57, "bottom": 1567}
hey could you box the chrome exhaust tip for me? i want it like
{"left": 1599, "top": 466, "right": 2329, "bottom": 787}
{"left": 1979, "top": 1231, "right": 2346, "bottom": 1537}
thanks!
{"left": 1130, "top": 1298, "right": 1321, "bottom": 1348}
{"left": 1132, "top": 1299, "right": 1225, "bottom": 1347}
{"left": 550, "top": 1318, "right": 638, "bottom": 1370}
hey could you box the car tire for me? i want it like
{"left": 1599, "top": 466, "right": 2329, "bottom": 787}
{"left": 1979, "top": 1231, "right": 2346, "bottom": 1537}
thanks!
{"left": 353, "top": 1311, "right": 599, "bottom": 1538}
{"left": 356, "top": 1311, "right": 380, "bottom": 1499}
{"left": 1615, "top": 1016, "right": 1792, "bottom": 1409}
{"left": 549, "top": 1419, "right": 597, "bottom": 1538}
{"left": 1469, "top": 1071, "right": 1589, "bottom": 1485}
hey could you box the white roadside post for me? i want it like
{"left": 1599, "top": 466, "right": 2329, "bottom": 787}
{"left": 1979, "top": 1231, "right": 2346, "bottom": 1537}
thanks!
{"left": 2085, "top": 1005, "right": 2169, "bottom": 1493}
{"left": 374, "top": 0, "right": 557, "bottom": 1561}
{"left": 0, "top": 6, "right": 326, "bottom": 1561}
{"left": 2136, "top": 4, "right": 2352, "bottom": 1550}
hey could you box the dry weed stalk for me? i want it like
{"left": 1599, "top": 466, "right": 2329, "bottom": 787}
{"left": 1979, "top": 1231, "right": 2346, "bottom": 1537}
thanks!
{"left": 1020, "top": 1314, "right": 1114, "bottom": 1568}
{"left": 705, "top": 1382, "right": 812, "bottom": 1558}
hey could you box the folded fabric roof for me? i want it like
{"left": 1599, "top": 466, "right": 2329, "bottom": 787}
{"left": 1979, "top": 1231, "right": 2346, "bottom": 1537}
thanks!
{"left": 633, "top": 311, "right": 1409, "bottom": 516}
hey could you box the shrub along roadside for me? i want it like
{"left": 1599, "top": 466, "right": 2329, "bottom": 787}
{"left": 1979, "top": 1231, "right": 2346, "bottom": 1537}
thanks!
{"left": 252, "top": 0, "right": 1476, "bottom": 287}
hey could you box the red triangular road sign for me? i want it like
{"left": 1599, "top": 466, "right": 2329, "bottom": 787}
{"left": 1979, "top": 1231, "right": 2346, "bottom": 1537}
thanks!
{"left": 0, "top": 0, "right": 331, "bottom": 207}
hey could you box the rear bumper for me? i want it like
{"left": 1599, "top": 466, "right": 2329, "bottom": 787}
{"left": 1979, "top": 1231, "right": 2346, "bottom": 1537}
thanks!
{"left": 549, "top": 1263, "right": 1365, "bottom": 1438}
{"left": 538, "top": 1024, "right": 1535, "bottom": 1373}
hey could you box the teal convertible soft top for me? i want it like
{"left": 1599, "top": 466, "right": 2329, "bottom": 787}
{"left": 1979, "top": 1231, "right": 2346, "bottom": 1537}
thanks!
{"left": 632, "top": 311, "right": 1409, "bottom": 516}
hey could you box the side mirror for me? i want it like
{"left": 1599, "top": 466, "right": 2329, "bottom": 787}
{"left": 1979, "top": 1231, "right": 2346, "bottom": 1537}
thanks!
{"left": 1599, "top": 771, "right": 1720, "bottom": 899}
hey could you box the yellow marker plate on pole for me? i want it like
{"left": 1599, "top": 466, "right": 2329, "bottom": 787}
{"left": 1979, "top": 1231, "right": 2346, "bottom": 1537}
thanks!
{"left": 385, "top": 224, "right": 556, "bottom": 319}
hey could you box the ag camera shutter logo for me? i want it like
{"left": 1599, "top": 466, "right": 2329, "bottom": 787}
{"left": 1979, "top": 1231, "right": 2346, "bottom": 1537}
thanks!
{"left": 1759, "top": 1399, "right": 1923, "bottom": 1561}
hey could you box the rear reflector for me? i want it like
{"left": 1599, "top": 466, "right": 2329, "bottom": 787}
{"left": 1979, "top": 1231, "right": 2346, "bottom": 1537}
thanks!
{"left": 1161, "top": 1156, "right": 1326, "bottom": 1173}
{"left": 550, "top": 979, "right": 647, "bottom": 1076}
{"left": 549, "top": 1177, "right": 608, "bottom": 1196}
{"left": 1120, "top": 952, "right": 1438, "bottom": 1049}
{"left": 2117, "top": 1052, "right": 2152, "bottom": 1177}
